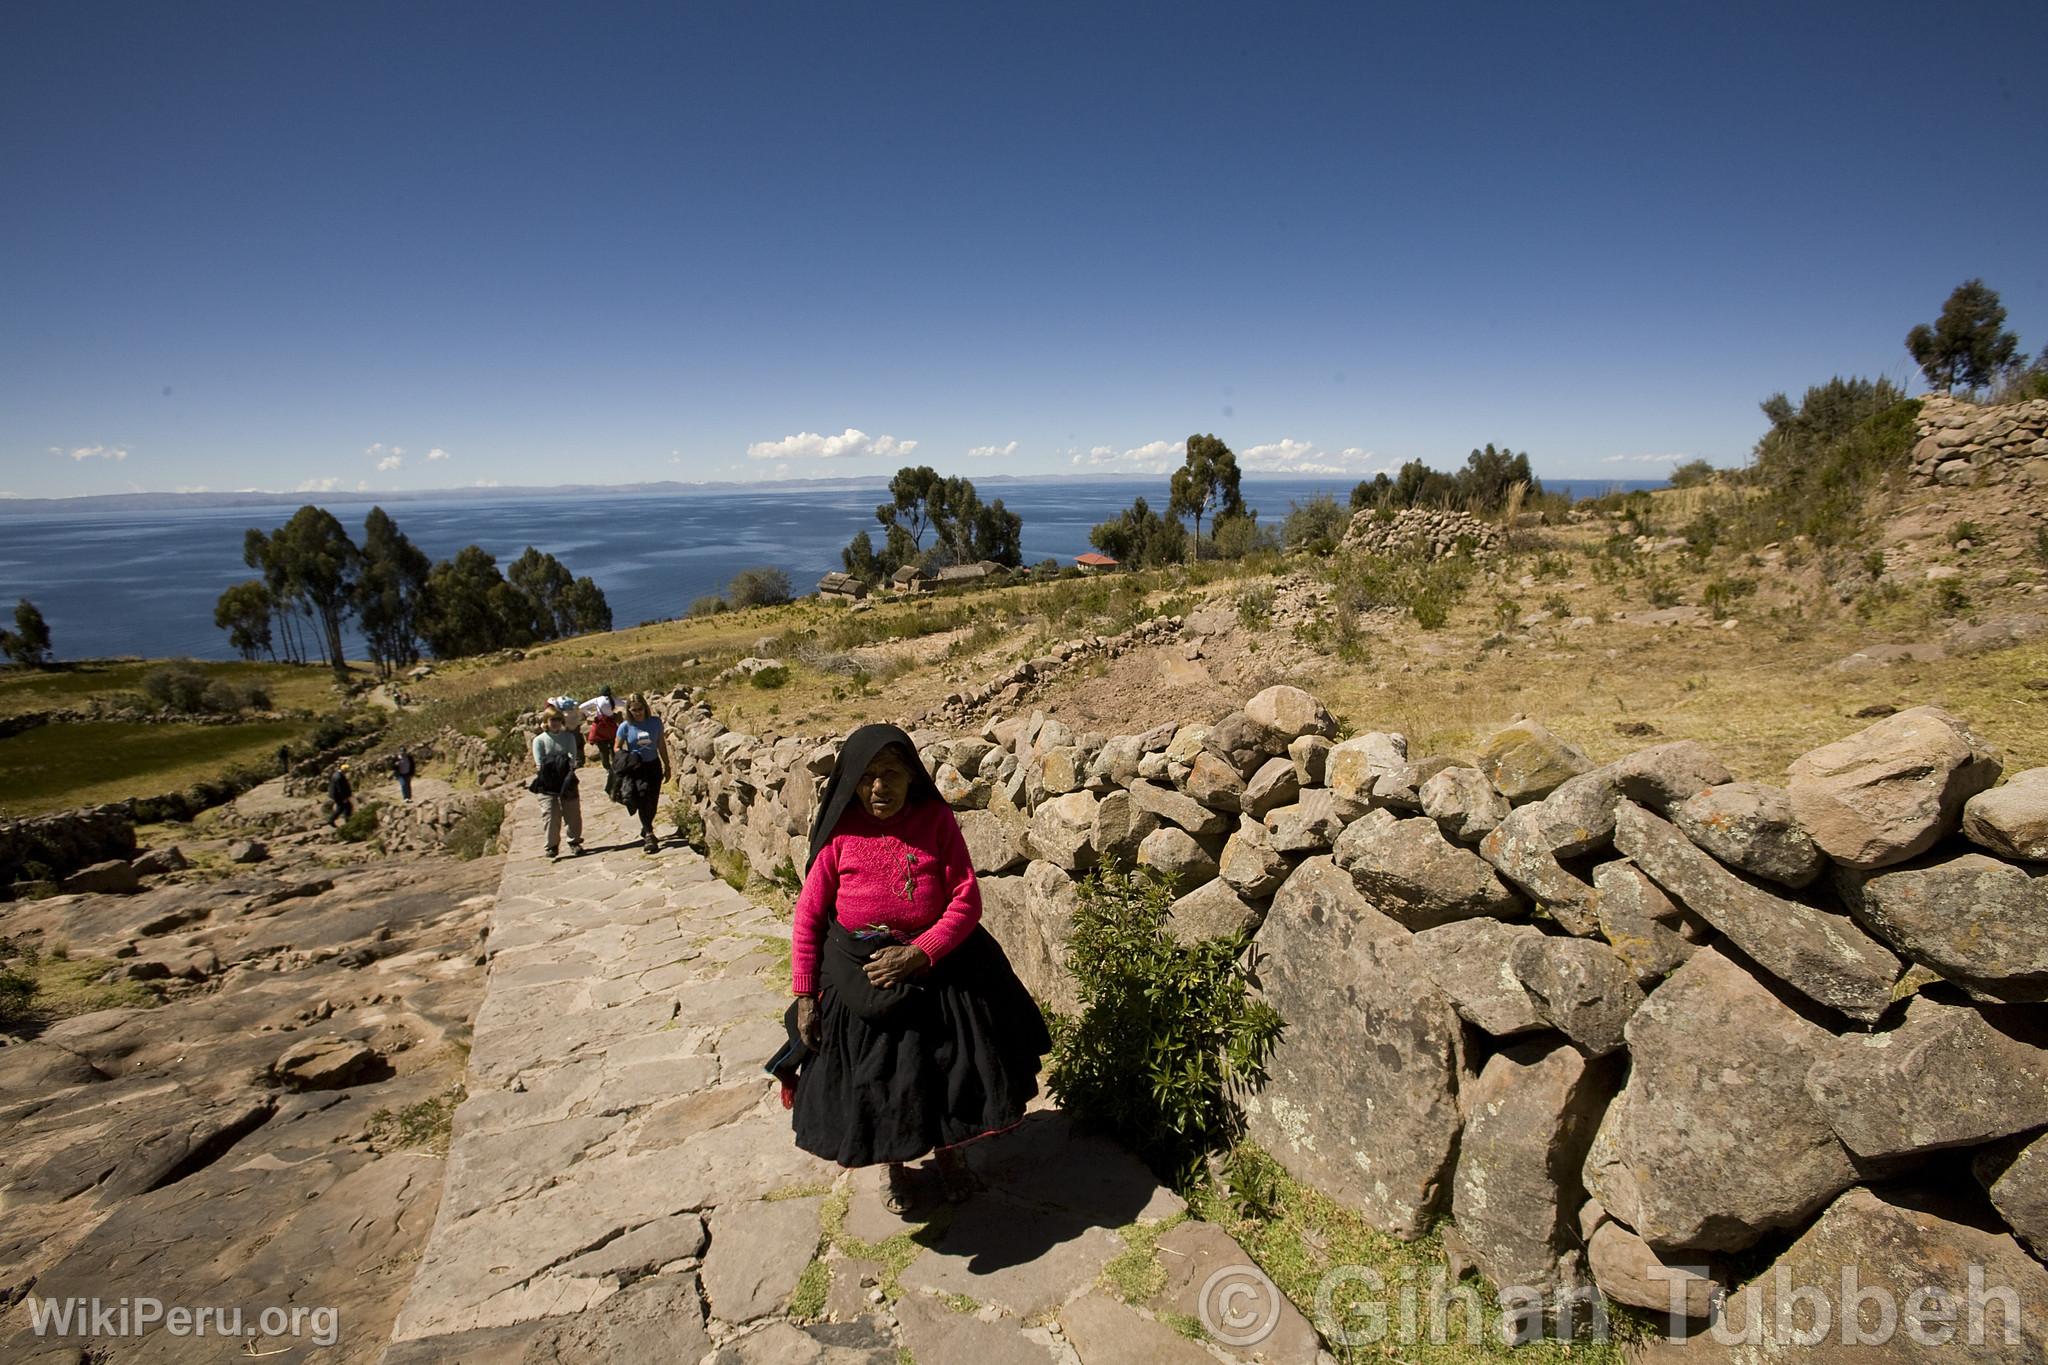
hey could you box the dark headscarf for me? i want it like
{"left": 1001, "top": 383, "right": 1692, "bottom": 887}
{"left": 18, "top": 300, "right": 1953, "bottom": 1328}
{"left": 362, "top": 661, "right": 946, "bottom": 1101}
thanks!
{"left": 805, "top": 723, "right": 942, "bottom": 871}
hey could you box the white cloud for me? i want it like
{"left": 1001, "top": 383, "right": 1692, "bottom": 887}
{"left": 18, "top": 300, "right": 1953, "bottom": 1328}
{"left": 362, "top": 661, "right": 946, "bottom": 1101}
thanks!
{"left": 1070, "top": 439, "right": 1185, "bottom": 473}
{"left": 297, "top": 477, "right": 342, "bottom": 492}
{"left": 426, "top": 447, "right": 450, "bottom": 461}
{"left": 967, "top": 440, "right": 1019, "bottom": 459}
{"left": 1240, "top": 439, "right": 1390, "bottom": 476}
{"left": 53, "top": 444, "right": 129, "bottom": 462}
{"left": 376, "top": 455, "right": 403, "bottom": 472}
{"left": 471, "top": 478, "right": 499, "bottom": 488}
{"left": 173, "top": 485, "right": 209, "bottom": 494}
{"left": 745, "top": 428, "right": 918, "bottom": 461}
{"left": 1601, "top": 452, "right": 1689, "bottom": 465}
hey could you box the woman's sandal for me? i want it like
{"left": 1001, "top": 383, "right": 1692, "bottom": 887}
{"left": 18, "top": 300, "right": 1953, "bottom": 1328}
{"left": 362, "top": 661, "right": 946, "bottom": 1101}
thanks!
{"left": 882, "top": 1162, "right": 918, "bottom": 1216}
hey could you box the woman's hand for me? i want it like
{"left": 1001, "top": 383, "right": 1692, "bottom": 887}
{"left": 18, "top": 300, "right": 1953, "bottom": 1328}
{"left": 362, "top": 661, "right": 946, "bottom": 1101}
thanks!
{"left": 795, "top": 994, "right": 821, "bottom": 1047}
{"left": 863, "top": 944, "right": 930, "bottom": 988}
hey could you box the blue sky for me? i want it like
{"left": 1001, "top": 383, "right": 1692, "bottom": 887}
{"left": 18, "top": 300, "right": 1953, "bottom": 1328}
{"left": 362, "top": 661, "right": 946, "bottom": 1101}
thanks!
{"left": 4, "top": 1, "right": 2044, "bottom": 500}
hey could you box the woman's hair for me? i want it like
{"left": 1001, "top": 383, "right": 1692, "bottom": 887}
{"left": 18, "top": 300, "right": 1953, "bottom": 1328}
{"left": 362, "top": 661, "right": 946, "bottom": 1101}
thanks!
{"left": 542, "top": 706, "right": 566, "bottom": 727}
{"left": 628, "top": 692, "right": 650, "bottom": 716}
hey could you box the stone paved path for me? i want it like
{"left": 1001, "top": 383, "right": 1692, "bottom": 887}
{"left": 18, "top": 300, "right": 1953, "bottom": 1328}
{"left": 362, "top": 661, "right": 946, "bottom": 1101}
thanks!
{"left": 382, "top": 791, "right": 1325, "bottom": 1364}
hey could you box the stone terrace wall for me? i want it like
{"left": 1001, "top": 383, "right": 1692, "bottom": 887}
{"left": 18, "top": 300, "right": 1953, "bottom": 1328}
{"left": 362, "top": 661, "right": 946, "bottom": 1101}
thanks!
{"left": 1912, "top": 393, "right": 2048, "bottom": 489}
{"left": 659, "top": 689, "right": 2048, "bottom": 1336}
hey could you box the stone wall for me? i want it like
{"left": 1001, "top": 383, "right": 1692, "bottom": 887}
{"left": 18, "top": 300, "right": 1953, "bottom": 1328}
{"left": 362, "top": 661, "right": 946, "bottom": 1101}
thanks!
{"left": 1911, "top": 393, "right": 2048, "bottom": 488}
{"left": 0, "top": 804, "right": 138, "bottom": 889}
{"left": 659, "top": 688, "right": 2048, "bottom": 1337}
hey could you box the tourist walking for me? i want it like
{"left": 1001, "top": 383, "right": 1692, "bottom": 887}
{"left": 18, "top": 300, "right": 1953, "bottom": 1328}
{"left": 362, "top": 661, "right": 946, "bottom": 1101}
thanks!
{"left": 780, "top": 724, "right": 1050, "bottom": 1211}
{"left": 530, "top": 706, "right": 584, "bottom": 860}
{"left": 614, "top": 692, "right": 670, "bottom": 854}
{"left": 326, "top": 762, "right": 354, "bottom": 828}
{"left": 581, "top": 686, "right": 619, "bottom": 769}
{"left": 392, "top": 747, "right": 415, "bottom": 802}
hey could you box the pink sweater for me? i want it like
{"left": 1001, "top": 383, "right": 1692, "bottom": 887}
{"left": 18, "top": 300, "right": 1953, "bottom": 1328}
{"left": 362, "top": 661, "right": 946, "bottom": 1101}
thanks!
{"left": 790, "top": 798, "right": 982, "bottom": 996}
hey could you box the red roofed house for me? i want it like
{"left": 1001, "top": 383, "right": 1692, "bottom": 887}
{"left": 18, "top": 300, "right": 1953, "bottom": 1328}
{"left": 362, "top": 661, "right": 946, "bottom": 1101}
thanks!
{"left": 1074, "top": 552, "right": 1119, "bottom": 573}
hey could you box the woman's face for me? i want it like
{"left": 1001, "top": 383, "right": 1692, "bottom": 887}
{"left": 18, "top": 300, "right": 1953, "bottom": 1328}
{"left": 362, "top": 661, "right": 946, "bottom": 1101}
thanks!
{"left": 627, "top": 702, "right": 649, "bottom": 722}
{"left": 546, "top": 713, "right": 564, "bottom": 732}
{"left": 857, "top": 747, "right": 913, "bottom": 820}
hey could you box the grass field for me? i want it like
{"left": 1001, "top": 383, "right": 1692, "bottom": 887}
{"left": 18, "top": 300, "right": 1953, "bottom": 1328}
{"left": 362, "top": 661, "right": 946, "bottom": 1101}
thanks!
{"left": 0, "top": 718, "right": 312, "bottom": 816}
{"left": 0, "top": 658, "right": 347, "bottom": 718}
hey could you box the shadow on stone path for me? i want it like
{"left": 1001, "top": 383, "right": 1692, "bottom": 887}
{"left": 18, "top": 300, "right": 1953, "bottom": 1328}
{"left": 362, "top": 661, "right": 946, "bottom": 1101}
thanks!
{"left": 382, "top": 791, "right": 1326, "bottom": 1364}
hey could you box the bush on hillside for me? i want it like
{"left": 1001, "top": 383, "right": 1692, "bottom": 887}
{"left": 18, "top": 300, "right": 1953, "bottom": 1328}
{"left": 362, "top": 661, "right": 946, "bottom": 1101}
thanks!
{"left": 727, "top": 567, "right": 792, "bottom": 609}
{"left": 1668, "top": 459, "right": 1717, "bottom": 489}
{"left": 1280, "top": 493, "right": 1349, "bottom": 554}
{"left": 141, "top": 664, "right": 211, "bottom": 712}
{"left": 1742, "top": 377, "right": 1919, "bottom": 546}
{"left": 443, "top": 799, "right": 505, "bottom": 860}
{"left": 689, "top": 595, "right": 728, "bottom": 617}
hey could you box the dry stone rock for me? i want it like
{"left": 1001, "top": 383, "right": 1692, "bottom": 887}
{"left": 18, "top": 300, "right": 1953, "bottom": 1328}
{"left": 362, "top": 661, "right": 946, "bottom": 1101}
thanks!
{"left": 1582, "top": 949, "right": 1858, "bottom": 1253}
{"left": 60, "top": 859, "right": 141, "bottom": 895}
{"left": 1478, "top": 804, "right": 1600, "bottom": 935}
{"left": 1143, "top": 1219, "right": 1324, "bottom": 1364}
{"left": 1029, "top": 791, "right": 1099, "bottom": 873}
{"left": 1410, "top": 918, "right": 1549, "bottom": 1036}
{"left": 1263, "top": 790, "right": 1347, "bottom": 854}
{"left": 1531, "top": 768, "right": 1622, "bottom": 857}
{"left": 1060, "top": 1293, "right": 1214, "bottom": 1365}
{"left": 893, "top": 1293, "right": 1057, "bottom": 1365}
{"left": 1092, "top": 734, "right": 1144, "bottom": 788}
{"left": 1421, "top": 765, "right": 1510, "bottom": 842}
{"left": 1804, "top": 996, "right": 2048, "bottom": 1160}
{"left": 1091, "top": 789, "right": 1160, "bottom": 868}
{"left": 702, "top": 1196, "right": 823, "bottom": 1323}
{"left": 1334, "top": 807, "right": 1526, "bottom": 929}
{"left": 1591, "top": 860, "right": 1703, "bottom": 985}
{"left": 271, "top": 1035, "right": 379, "bottom": 1090}
{"left": 979, "top": 873, "right": 1054, "bottom": 1004}
{"left": 1218, "top": 817, "right": 1291, "bottom": 899}
{"left": 1695, "top": 1186, "right": 2048, "bottom": 1364}
{"left": 1785, "top": 705, "right": 2002, "bottom": 869}
{"left": 1614, "top": 800, "right": 1900, "bottom": 1023}
{"left": 1326, "top": 731, "right": 1409, "bottom": 813}
{"left": 1477, "top": 719, "right": 1592, "bottom": 801}
{"left": 1162, "top": 723, "right": 1212, "bottom": 767}
{"left": 1184, "top": 750, "right": 1246, "bottom": 812}
{"left": 1586, "top": 1220, "right": 1725, "bottom": 1321}
{"left": 224, "top": 838, "right": 267, "bottom": 863}
{"left": 1976, "top": 1131, "right": 2048, "bottom": 1259}
{"left": 1610, "top": 741, "right": 1733, "bottom": 814}
{"left": 1124, "top": 780, "right": 1229, "bottom": 838}
{"left": 1248, "top": 857, "right": 1460, "bottom": 1239}
{"left": 1836, "top": 850, "right": 2047, "bottom": 1002}
{"left": 1671, "top": 781, "right": 1825, "bottom": 888}
{"left": 1452, "top": 1039, "right": 1616, "bottom": 1299}
{"left": 1242, "top": 756, "right": 1300, "bottom": 820}
{"left": 1208, "top": 708, "right": 1277, "bottom": 777}
{"left": 1288, "top": 734, "right": 1332, "bottom": 786}
{"left": 1136, "top": 826, "right": 1217, "bottom": 894}
{"left": 1168, "top": 878, "right": 1262, "bottom": 944}
{"left": 957, "top": 808, "right": 1029, "bottom": 875}
{"left": 1245, "top": 684, "right": 1337, "bottom": 746}
{"left": 1036, "top": 746, "right": 1085, "bottom": 797}
{"left": 130, "top": 845, "right": 189, "bottom": 877}
{"left": 1511, "top": 936, "right": 1644, "bottom": 1056}
{"left": 1963, "top": 766, "right": 2048, "bottom": 861}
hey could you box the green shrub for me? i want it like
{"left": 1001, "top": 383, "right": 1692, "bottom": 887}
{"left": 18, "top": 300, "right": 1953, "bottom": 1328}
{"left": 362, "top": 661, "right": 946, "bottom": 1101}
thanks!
{"left": 749, "top": 665, "right": 791, "bottom": 689}
{"left": 1234, "top": 585, "right": 1275, "bottom": 631}
{"left": 2034, "top": 528, "right": 2048, "bottom": 568}
{"left": 1668, "top": 458, "right": 1717, "bottom": 489}
{"left": 1948, "top": 520, "right": 1985, "bottom": 547}
{"left": 1701, "top": 575, "right": 1758, "bottom": 616}
{"left": 337, "top": 800, "right": 383, "bottom": 843}
{"left": 1047, "top": 867, "right": 1284, "bottom": 1191}
{"left": 141, "top": 663, "right": 211, "bottom": 712}
{"left": 1933, "top": 581, "right": 1971, "bottom": 616}
{"left": 0, "top": 966, "right": 34, "bottom": 1029}
{"left": 689, "top": 595, "right": 728, "bottom": 617}
{"left": 728, "top": 566, "right": 793, "bottom": 609}
{"left": 443, "top": 799, "right": 505, "bottom": 860}
{"left": 1279, "top": 493, "right": 1349, "bottom": 554}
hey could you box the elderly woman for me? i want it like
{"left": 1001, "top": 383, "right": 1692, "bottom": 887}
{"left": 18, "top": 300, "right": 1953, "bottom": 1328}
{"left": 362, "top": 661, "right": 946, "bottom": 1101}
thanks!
{"left": 614, "top": 692, "right": 671, "bottom": 854}
{"left": 786, "top": 724, "right": 1050, "bottom": 1211}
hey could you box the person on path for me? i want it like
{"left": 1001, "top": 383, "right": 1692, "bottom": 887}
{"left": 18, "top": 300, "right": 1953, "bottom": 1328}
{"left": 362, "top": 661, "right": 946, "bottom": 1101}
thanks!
{"left": 782, "top": 724, "right": 1050, "bottom": 1212}
{"left": 580, "top": 687, "right": 619, "bottom": 770}
{"left": 326, "top": 762, "right": 354, "bottom": 828}
{"left": 614, "top": 693, "right": 670, "bottom": 854}
{"left": 530, "top": 707, "right": 584, "bottom": 860}
{"left": 392, "top": 747, "right": 416, "bottom": 802}
{"left": 545, "top": 694, "right": 586, "bottom": 763}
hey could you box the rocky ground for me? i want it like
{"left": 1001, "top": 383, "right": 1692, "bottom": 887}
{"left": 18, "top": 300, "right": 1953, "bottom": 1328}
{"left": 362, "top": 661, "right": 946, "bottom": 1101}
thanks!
{"left": 0, "top": 782, "right": 505, "bottom": 1362}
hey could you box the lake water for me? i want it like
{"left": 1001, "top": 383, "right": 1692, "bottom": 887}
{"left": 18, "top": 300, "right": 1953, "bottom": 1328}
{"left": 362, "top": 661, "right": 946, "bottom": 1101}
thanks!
{"left": 0, "top": 478, "right": 1659, "bottom": 662}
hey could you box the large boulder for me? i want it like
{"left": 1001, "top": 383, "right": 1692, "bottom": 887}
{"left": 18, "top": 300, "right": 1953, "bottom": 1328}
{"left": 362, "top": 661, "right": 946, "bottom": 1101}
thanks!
{"left": 1263, "top": 790, "right": 1347, "bottom": 854}
{"left": 1136, "top": 826, "right": 1218, "bottom": 895}
{"left": 1614, "top": 801, "right": 1900, "bottom": 1023}
{"left": 60, "top": 859, "right": 141, "bottom": 896}
{"left": 1478, "top": 804, "right": 1600, "bottom": 935}
{"left": 1167, "top": 879, "right": 1262, "bottom": 945}
{"left": 1029, "top": 791, "right": 1100, "bottom": 873}
{"left": 1610, "top": 741, "right": 1733, "bottom": 814}
{"left": 1531, "top": 768, "right": 1622, "bottom": 857}
{"left": 1091, "top": 789, "right": 1160, "bottom": 869}
{"left": 1124, "top": 780, "right": 1229, "bottom": 839}
{"left": 1836, "top": 851, "right": 2047, "bottom": 1003}
{"left": 1334, "top": 808, "right": 1526, "bottom": 929}
{"left": 1217, "top": 818, "right": 1291, "bottom": 899}
{"left": 1451, "top": 1039, "right": 1617, "bottom": 1300}
{"left": 1804, "top": 996, "right": 2048, "bottom": 1160}
{"left": 1288, "top": 735, "right": 1332, "bottom": 786}
{"left": 978, "top": 874, "right": 1054, "bottom": 1005}
{"left": 1021, "top": 861, "right": 1081, "bottom": 1013}
{"left": 1688, "top": 1186, "right": 2048, "bottom": 1364}
{"left": 1420, "top": 766, "right": 1510, "bottom": 843}
{"left": 1671, "top": 781, "right": 1825, "bottom": 889}
{"left": 1785, "top": 706, "right": 2002, "bottom": 870}
{"left": 1182, "top": 750, "right": 1246, "bottom": 813}
{"left": 1590, "top": 860, "right": 1703, "bottom": 985}
{"left": 271, "top": 1036, "right": 379, "bottom": 1091}
{"left": 1325, "top": 731, "right": 1408, "bottom": 813}
{"left": 1585, "top": 1217, "right": 1725, "bottom": 1321}
{"left": 1246, "top": 858, "right": 1460, "bottom": 1239}
{"left": 1410, "top": 918, "right": 1549, "bottom": 1036}
{"left": 1962, "top": 766, "right": 2048, "bottom": 861}
{"left": 1476, "top": 719, "right": 1592, "bottom": 802}
{"left": 1510, "top": 936, "right": 1644, "bottom": 1057}
{"left": 1241, "top": 756, "right": 1300, "bottom": 821}
{"left": 1976, "top": 1131, "right": 2048, "bottom": 1259}
{"left": 1207, "top": 710, "right": 1278, "bottom": 779}
{"left": 1583, "top": 949, "right": 1859, "bottom": 1253}
{"left": 957, "top": 808, "right": 1029, "bottom": 875}
{"left": 1244, "top": 685, "right": 1337, "bottom": 747}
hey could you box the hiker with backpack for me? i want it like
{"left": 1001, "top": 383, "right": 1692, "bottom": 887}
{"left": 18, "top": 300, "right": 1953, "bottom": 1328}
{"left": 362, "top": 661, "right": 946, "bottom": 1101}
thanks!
{"left": 580, "top": 686, "right": 620, "bottom": 769}
{"left": 531, "top": 706, "right": 584, "bottom": 860}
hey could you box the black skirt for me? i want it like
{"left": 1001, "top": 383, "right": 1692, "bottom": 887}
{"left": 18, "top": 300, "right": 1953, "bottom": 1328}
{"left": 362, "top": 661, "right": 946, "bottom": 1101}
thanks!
{"left": 791, "top": 921, "right": 1052, "bottom": 1167}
